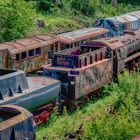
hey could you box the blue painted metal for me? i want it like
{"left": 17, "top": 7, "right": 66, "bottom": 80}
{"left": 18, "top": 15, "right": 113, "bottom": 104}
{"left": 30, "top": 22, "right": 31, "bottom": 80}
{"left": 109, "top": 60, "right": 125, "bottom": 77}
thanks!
{"left": 0, "top": 105, "right": 35, "bottom": 140}
{"left": 93, "top": 11, "right": 140, "bottom": 37}
{"left": 0, "top": 69, "right": 61, "bottom": 112}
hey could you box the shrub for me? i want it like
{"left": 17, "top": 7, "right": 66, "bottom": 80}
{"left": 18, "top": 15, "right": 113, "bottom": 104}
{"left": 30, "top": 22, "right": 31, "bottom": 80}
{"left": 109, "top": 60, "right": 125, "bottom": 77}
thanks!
{"left": 0, "top": 0, "right": 35, "bottom": 42}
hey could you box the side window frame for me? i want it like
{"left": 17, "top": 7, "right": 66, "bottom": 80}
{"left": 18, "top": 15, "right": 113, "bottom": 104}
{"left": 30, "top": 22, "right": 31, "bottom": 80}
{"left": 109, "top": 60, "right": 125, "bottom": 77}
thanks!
{"left": 28, "top": 49, "right": 35, "bottom": 58}
{"left": 15, "top": 53, "right": 20, "bottom": 61}
{"left": 35, "top": 48, "right": 41, "bottom": 56}
{"left": 21, "top": 52, "right": 27, "bottom": 60}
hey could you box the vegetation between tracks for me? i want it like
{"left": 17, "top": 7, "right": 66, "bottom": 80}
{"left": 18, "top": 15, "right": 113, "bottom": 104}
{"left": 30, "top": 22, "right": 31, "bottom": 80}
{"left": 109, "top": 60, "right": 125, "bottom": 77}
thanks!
{"left": 37, "top": 71, "right": 140, "bottom": 140}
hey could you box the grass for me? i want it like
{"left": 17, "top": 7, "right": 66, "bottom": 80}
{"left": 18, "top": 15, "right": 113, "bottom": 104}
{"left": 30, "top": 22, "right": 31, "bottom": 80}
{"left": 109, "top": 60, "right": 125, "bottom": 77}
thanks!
{"left": 36, "top": 71, "right": 140, "bottom": 140}
{"left": 28, "top": 2, "right": 140, "bottom": 36}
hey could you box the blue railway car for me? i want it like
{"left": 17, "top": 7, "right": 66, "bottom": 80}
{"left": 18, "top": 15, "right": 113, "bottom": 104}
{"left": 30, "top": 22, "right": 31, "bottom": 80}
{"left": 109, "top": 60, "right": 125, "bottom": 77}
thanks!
{"left": 0, "top": 69, "right": 61, "bottom": 125}
{"left": 93, "top": 11, "right": 140, "bottom": 37}
{"left": 0, "top": 105, "right": 35, "bottom": 140}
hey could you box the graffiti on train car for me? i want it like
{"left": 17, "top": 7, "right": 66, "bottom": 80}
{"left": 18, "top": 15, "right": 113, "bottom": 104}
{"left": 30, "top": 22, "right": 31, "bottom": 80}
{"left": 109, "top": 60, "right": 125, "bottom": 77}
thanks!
{"left": 53, "top": 55, "right": 78, "bottom": 68}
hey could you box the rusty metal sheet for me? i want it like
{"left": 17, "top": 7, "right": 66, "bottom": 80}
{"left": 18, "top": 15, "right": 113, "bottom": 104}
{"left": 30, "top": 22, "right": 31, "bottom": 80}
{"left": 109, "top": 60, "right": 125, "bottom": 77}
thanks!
{"left": 58, "top": 28, "right": 109, "bottom": 44}
{"left": 101, "top": 11, "right": 140, "bottom": 28}
{"left": 74, "top": 58, "right": 113, "bottom": 99}
{"left": 90, "top": 29, "right": 140, "bottom": 51}
{"left": 0, "top": 34, "right": 59, "bottom": 55}
{"left": 125, "top": 52, "right": 140, "bottom": 63}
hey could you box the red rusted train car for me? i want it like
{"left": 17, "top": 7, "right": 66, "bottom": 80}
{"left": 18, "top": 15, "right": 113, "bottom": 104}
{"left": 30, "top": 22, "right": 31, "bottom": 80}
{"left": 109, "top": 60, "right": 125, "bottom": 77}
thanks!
{"left": 58, "top": 27, "right": 108, "bottom": 50}
{"left": 0, "top": 28, "right": 108, "bottom": 73}
{"left": 0, "top": 34, "right": 60, "bottom": 73}
{"left": 88, "top": 30, "right": 140, "bottom": 74}
{"left": 44, "top": 29, "right": 140, "bottom": 109}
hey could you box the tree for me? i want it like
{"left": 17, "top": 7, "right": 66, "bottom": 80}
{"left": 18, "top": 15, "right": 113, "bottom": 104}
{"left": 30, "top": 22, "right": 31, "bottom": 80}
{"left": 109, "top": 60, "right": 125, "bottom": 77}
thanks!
{"left": 0, "top": 0, "right": 35, "bottom": 42}
{"left": 69, "top": 0, "right": 96, "bottom": 17}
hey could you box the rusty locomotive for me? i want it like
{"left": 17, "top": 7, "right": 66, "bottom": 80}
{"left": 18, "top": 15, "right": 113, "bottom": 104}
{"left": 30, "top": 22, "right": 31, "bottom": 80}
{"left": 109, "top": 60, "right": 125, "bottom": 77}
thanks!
{"left": 43, "top": 29, "right": 140, "bottom": 108}
{"left": 0, "top": 28, "right": 108, "bottom": 73}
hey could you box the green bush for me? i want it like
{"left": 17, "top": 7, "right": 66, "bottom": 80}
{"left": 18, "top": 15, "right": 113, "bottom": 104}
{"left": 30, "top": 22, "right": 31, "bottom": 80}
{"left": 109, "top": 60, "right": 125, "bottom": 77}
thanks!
{"left": 37, "top": 71, "right": 140, "bottom": 140}
{"left": 69, "top": 0, "right": 97, "bottom": 17}
{"left": 0, "top": 0, "right": 35, "bottom": 42}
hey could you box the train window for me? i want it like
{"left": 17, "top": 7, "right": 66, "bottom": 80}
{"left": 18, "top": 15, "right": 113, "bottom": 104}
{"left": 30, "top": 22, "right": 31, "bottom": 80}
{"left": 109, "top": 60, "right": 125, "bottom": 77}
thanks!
{"left": 117, "top": 48, "right": 121, "bottom": 58}
{"left": 75, "top": 42, "right": 77, "bottom": 47}
{"left": 16, "top": 54, "right": 20, "bottom": 61}
{"left": 21, "top": 52, "right": 27, "bottom": 59}
{"left": 100, "top": 52, "right": 103, "bottom": 60}
{"left": 64, "top": 44, "right": 69, "bottom": 49}
{"left": 54, "top": 45, "right": 58, "bottom": 52}
{"left": 90, "top": 56, "right": 93, "bottom": 64}
{"left": 36, "top": 48, "right": 41, "bottom": 56}
{"left": 76, "top": 42, "right": 78, "bottom": 46}
{"left": 85, "top": 57, "right": 87, "bottom": 66}
{"left": 69, "top": 44, "right": 72, "bottom": 48}
{"left": 121, "top": 48, "right": 125, "bottom": 58}
{"left": 79, "top": 59, "right": 82, "bottom": 68}
{"left": 29, "top": 49, "right": 34, "bottom": 57}
{"left": 95, "top": 54, "right": 97, "bottom": 61}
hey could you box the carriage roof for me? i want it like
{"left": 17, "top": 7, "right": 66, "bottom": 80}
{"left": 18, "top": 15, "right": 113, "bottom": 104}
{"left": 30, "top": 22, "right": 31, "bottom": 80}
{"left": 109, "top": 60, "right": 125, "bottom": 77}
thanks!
{"left": 0, "top": 34, "right": 59, "bottom": 55}
{"left": 57, "top": 28, "right": 109, "bottom": 44}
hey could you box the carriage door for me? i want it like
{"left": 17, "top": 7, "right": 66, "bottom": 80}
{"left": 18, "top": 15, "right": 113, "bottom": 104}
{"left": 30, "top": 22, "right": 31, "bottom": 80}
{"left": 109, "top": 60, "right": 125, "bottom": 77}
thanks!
{"left": 0, "top": 48, "right": 8, "bottom": 69}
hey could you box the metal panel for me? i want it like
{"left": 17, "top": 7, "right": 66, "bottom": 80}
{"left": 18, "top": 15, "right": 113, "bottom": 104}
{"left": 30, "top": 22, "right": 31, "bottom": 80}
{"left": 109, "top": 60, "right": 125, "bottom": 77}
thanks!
{"left": 93, "top": 11, "right": 140, "bottom": 36}
{"left": 0, "top": 49, "right": 8, "bottom": 69}
{"left": 0, "top": 105, "right": 35, "bottom": 140}
{"left": 74, "top": 58, "right": 113, "bottom": 99}
{"left": 58, "top": 28, "right": 109, "bottom": 44}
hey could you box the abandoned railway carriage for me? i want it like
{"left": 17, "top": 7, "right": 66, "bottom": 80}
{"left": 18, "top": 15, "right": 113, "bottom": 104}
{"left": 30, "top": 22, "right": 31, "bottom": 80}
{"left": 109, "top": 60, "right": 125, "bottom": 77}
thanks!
{"left": 0, "top": 28, "right": 108, "bottom": 73}
{"left": 57, "top": 28, "right": 109, "bottom": 50}
{"left": 0, "top": 34, "right": 60, "bottom": 73}
{"left": 93, "top": 11, "right": 140, "bottom": 37}
{"left": 0, "top": 105, "right": 35, "bottom": 140}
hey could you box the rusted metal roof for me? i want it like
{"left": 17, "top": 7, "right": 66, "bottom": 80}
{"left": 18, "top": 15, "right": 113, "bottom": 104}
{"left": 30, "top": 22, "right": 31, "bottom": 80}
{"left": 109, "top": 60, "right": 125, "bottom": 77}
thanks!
{"left": 105, "top": 11, "right": 140, "bottom": 27}
{"left": 58, "top": 28, "right": 109, "bottom": 44}
{"left": 91, "top": 29, "right": 140, "bottom": 50}
{"left": 0, "top": 34, "right": 59, "bottom": 55}
{"left": 130, "top": 11, "right": 140, "bottom": 18}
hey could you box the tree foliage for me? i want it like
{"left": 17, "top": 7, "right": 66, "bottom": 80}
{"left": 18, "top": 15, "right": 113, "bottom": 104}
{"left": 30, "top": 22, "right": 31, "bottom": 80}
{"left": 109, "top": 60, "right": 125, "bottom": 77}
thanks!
{"left": 118, "top": 0, "right": 140, "bottom": 5}
{"left": 0, "top": 0, "right": 35, "bottom": 42}
{"left": 106, "top": 0, "right": 140, "bottom": 5}
{"left": 69, "top": 0, "right": 96, "bottom": 17}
